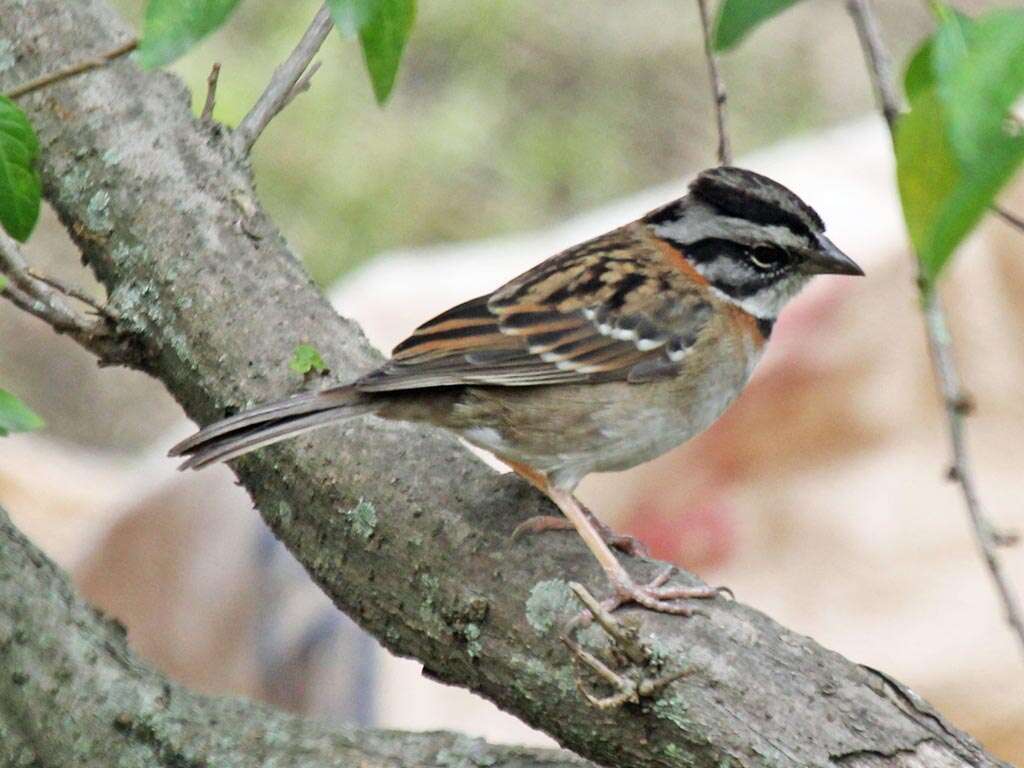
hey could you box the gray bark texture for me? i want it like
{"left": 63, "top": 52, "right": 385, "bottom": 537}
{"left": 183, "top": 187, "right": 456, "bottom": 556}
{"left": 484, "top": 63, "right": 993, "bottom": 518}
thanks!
{"left": 0, "top": 504, "right": 590, "bottom": 768}
{"left": 0, "top": 1, "right": 1010, "bottom": 766}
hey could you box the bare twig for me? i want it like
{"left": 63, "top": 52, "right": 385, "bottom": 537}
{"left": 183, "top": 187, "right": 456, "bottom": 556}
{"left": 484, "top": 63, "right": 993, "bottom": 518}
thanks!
{"left": 234, "top": 4, "right": 334, "bottom": 153}
{"left": 200, "top": 63, "right": 221, "bottom": 123}
{"left": 923, "top": 293, "right": 1024, "bottom": 653}
{"left": 284, "top": 60, "right": 322, "bottom": 109}
{"left": 695, "top": 0, "right": 731, "bottom": 165}
{"left": 847, "top": 0, "right": 901, "bottom": 128}
{"left": 847, "top": 0, "right": 1024, "bottom": 663}
{"left": 5, "top": 38, "right": 137, "bottom": 99}
{"left": 0, "top": 230, "right": 129, "bottom": 363}
{"left": 993, "top": 204, "right": 1024, "bottom": 233}
{"left": 1, "top": 232, "right": 97, "bottom": 333}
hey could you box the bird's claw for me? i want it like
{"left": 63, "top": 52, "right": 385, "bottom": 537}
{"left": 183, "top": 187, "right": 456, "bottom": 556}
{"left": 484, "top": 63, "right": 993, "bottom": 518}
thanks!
{"left": 561, "top": 581, "right": 694, "bottom": 709}
{"left": 608, "top": 565, "right": 721, "bottom": 616}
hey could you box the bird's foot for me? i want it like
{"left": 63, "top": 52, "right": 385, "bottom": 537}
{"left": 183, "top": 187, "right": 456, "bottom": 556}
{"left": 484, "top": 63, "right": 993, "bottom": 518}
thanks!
{"left": 511, "top": 515, "right": 650, "bottom": 558}
{"left": 561, "top": 581, "right": 693, "bottom": 709}
{"left": 568, "top": 566, "right": 726, "bottom": 630}
{"left": 608, "top": 565, "right": 724, "bottom": 616}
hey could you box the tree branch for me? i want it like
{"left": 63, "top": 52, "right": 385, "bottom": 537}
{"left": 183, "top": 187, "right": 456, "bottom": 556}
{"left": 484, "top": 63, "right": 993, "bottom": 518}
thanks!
{"left": 3, "top": 38, "right": 137, "bottom": 99}
{"left": 0, "top": 1, "right": 1011, "bottom": 766}
{"left": 234, "top": 3, "right": 334, "bottom": 153}
{"left": 0, "top": 229, "right": 135, "bottom": 365}
{"left": 0, "top": 505, "right": 589, "bottom": 768}
{"left": 846, "top": 0, "right": 1024, "bottom": 664}
{"left": 695, "top": 0, "right": 731, "bottom": 166}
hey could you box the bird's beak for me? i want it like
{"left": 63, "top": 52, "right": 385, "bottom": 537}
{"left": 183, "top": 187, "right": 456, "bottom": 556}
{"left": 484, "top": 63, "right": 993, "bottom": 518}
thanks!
{"left": 806, "top": 234, "right": 864, "bottom": 276}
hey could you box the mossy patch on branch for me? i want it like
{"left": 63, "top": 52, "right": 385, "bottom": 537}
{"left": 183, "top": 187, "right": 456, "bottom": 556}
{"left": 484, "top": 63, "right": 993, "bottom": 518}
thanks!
{"left": 524, "top": 579, "right": 577, "bottom": 634}
{"left": 346, "top": 499, "right": 378, "bottom": 540}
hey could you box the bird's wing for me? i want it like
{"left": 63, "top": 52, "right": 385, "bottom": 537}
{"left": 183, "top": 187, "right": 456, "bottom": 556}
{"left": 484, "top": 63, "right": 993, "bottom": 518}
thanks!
{"left": 355, "top": 225, "right": 714, "bottom": 392}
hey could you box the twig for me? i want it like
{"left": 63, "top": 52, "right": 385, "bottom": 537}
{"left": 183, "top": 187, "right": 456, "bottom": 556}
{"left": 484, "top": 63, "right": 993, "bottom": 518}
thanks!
{"left": 234, "top": 4, "right": 334, "bottom": 154}
{"left": 847, "top": 0, "right": 901, "bottom": 128}
{"left": 993, "top": 204, "right": 1024, "bottom": 234}
{"left": 923, "top": 294, "right": 1024, "bottom": 650}
{"left": 25, "top": 268, "right": 113, "bottom": 318}
{"left": 0, "top": 230, "right": 128, "bottom": 362}
{"left": 200, "top": 63, "right": 221, "bottom": 123}
{"left": 5, "top": 39, "right": 138, "bottom": 99}
{"left": 284, "top": 60, "right": 322, "bottom": 109}
{"left": 1, "top": 231, "right": 96, "bottom": 333}
{"left": 847, "top": 0, "right": 1024, "bottom": 663}
{"left": 695, "top": 0, "right": 732, "bottom": 165}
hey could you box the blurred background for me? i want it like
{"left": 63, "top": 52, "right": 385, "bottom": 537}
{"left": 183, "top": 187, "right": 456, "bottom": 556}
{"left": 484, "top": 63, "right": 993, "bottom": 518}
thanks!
{"left": 3, "top": 0, "right": 1024, "bottom": 762}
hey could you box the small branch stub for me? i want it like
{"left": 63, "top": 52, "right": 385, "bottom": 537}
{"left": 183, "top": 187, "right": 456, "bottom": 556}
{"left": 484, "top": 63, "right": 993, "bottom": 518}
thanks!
{"left": 201, "top": 63, "right": 221, "bottom": 122}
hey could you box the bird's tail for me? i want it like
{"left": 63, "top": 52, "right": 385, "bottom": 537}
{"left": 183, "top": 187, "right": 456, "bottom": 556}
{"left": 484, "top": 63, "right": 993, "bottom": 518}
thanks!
{"left": 169, "top": 385, "right": 374, "bottom": 470}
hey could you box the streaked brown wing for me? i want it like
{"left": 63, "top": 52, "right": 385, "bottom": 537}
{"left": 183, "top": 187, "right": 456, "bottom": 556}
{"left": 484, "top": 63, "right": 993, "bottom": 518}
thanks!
{"left": 355, "top": 225, "right": 713, "bottom": 392}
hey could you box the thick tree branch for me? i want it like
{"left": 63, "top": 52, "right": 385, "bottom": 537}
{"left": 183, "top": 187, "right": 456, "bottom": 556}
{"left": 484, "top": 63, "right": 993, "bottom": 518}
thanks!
{"left": 234, "top": 3, "right": 334, "bottom": 153}
{"left": 0, "top": 505, "right": 589, "bottom": 768}
{"left": 0, "top": 2, "right": 1011, "bottom": 766}
{"left": 846, "top": 0, "right": 1024, "bottom": 663}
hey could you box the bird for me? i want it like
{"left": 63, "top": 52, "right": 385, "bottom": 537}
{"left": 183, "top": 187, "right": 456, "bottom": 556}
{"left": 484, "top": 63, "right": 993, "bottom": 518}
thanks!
{"left": 170, "top": 166, "right": 863, "bottom": 618}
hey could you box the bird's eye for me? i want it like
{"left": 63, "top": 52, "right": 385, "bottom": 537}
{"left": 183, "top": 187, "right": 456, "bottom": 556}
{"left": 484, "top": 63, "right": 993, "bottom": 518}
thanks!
{"left": 749, "top": 245, "right": 789, "bottom": 271}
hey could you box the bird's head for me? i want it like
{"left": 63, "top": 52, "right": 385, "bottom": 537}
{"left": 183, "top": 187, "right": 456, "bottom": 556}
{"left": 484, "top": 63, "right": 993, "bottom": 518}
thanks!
{"left": 644, "top": 166, "right": 863, "bottom": 321}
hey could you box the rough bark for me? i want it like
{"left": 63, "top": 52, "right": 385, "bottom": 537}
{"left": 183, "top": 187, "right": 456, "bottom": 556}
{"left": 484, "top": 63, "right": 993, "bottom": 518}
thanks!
{"left": 0, "top": 2, "right": 1010, "bottom": 767}
{"left": 0, "top": 505, "right": 589, "bottom": 768}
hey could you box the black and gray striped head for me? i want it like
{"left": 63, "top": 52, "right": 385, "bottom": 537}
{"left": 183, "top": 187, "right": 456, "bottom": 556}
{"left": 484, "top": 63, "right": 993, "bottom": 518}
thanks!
{"left": 644, "top": 166, "right": 862, "bottom": 320}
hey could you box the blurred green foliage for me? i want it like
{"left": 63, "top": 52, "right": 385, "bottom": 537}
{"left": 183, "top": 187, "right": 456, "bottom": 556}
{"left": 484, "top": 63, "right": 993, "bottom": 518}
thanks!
{"left": 895, "top": 7, "right": 1024, "bottom": 283}
{"left": 138, "top": 0, "right": 242, "bottom": 68}
{"left": 0, "top": 387, "right": 43, "bottom": 436}
{"left": 713, "top": 0, "right": 805, "bottom": 51}
{"left": 328, "top": 0, "right": 417, "bottom": 104}
{"left": 111, "top": 0, "right": 925, "bottom": 287}
{"left": 0, "top": 94, "right": 41, "bottom": 242}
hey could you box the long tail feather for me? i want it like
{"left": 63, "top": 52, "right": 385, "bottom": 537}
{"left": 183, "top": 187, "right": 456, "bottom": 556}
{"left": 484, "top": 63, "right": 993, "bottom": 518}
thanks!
{"left": 169, "top": 385, "right": 373, "bottom": 470}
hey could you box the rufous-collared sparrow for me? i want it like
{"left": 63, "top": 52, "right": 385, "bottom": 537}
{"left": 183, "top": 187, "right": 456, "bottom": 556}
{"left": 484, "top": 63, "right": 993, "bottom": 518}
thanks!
{"left": 170, "top": 166, "right": 863, "bottom": 618}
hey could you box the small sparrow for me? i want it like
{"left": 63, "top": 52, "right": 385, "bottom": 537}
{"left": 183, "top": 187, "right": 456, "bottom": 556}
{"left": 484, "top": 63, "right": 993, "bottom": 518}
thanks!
{"left": 171, "top": 166, "right": 863, "bottom": 617}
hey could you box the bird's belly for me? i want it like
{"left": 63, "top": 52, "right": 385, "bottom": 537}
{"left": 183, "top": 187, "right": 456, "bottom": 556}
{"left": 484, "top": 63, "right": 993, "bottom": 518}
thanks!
{"left": 585, "top": 369, "right": 747, "bottom": 472}
{"left": 457, "top": 347, "right": 756, "bottom": 488}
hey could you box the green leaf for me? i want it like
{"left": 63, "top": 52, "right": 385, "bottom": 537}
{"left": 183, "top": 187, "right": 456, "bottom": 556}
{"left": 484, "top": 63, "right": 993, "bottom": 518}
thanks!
{"left": 138, "top": 0, "right": 243, "bottom": 69}
{"left": 0, "top": 275, "right": 7, "bottom": 292}
{"left": 0, "top": 388, "right": 44, "bottom": 437}
{"left": 712, "top": 0, "right": 806, "bottom": 52}
{"left": 903, "top": 39, "right": 936, "bottom": 103}
{"left": 289, "top": 343, "right": 328, "bottom": 375}
{"left": 895, "top": 8, "right": 1024, "bottom": 284}
{"left": 327, "top": 0, "right": 416, "bottom": 104}
{"left": 933, "top": 9, "right": 1024, "bottom": 167}
{"left": 0, "top": 95, "right": 41, "bottom": 243}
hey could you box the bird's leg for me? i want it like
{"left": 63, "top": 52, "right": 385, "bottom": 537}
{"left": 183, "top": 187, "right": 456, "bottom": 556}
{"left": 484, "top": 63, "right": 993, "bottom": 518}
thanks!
{"left": 544, "top": 485, "right": 719, "bottom": 618}
{"left": 504, "top": 460, "right": 648, "bottom": 557}
{"left": 512, "top": 509, "right": 649, "bottom": 558}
